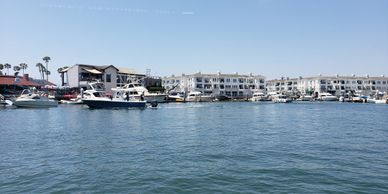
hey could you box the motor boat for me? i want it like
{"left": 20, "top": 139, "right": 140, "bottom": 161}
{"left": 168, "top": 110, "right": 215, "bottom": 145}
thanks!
{"left": 13, "top": 89, "right": 58, "bottom": 108}
{"left": 319, "top": 93, "right": 338, "bottom": 101}
{"left": 113, "top": 83, "right": 167, "bottom": 103}
{"left": 82, "top": 84, "right": 147, "bottom": 109}
{"left": 351, "top": 94, "right": 368, "bottom": 103}
{"left": 167, "top": 92, "right": 185, "bottom": 102}
{"left": 250, "top": 92, "right": 268, "bottom": 102}
{"left": 272, "top": 94, "right": 292, "bottom": 103}
{"left": 185, "top": 91, "right": 214, "bottom": 102}
{"left": 339, "top": 94, "right": 352, "bottom": 102}
{"left": 0, "top": 94, "right": 12, "bottom": 106}
{"left": 297, "top": 95, "right": 313, "bottom": 101}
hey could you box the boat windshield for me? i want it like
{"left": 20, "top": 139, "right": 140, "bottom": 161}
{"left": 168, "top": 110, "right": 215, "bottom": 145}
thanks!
{"left": 93, "top": 92, "right": 106, "bottom": 97}
{"left": 21, "top": 89, "right": 32, "bottom": 95}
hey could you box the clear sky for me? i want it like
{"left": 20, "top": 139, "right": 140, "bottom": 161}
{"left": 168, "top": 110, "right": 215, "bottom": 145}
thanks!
{"left": 1, "top": 0, "right": 388, "bottom": 84}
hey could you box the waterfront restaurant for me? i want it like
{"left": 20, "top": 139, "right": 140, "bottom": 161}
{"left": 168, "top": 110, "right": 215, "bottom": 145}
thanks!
{"left": 0, "top": 74, "right": 56, "bottom": 98}
{"left": 162, "top": 72, "right": 266, "bottom": 98}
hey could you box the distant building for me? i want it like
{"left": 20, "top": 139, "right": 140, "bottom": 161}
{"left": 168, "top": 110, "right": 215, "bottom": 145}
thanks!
{"left": 0, "top": 74, "right": 56, "bottom": 97}
{"left": 267, "top": 74, "right": 388, "bottom": 96}
{"left": 60, "top": 64, "right": 146, "bottom": 92}
{"left": 162, "top": 72, "right": 266, "bottom": 98}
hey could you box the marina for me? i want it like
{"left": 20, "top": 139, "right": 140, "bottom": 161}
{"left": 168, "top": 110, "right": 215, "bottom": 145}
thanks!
{"left": 1, "top": 0, "right": 388, "bottom": 192}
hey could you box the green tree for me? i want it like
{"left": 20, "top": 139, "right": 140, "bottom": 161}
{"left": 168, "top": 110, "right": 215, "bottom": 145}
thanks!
{"left": 36, "top": 63, "right": 44, "bottom": 80}
{"left": 4, "top": 63, "right": 11, "bottom": 75}
{"left": 42, "top": 56, "right": 51, "bottom": 81}
{"left": 0, "top": 64, "right": 3, "bottom": 75}
{"left": 19, "top": 63, "right": 28, "bottom": 75}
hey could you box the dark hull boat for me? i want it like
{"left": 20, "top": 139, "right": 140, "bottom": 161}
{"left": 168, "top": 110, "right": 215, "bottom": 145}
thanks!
{"left": 83, "top": 99, "right": 147, "bottom": 109}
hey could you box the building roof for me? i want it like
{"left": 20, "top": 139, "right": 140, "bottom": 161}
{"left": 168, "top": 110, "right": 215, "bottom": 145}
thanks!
{"left": 0, "top": 75, "right": 56, "bottom": 87}
{"left": 118, "top": 67, "right": 144, "bottom": 75}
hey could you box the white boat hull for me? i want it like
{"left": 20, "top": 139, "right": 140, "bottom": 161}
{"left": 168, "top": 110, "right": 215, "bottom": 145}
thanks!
{"left": 14, "top": 99, "right": 58, "bottom": 108}
{"left": 250, "top": 97, "right": 268, "bottom": 102}
{"left": 375, "top": 99, "right": 387, "bottom": 104}
{"left": 186, "top": 96, "right": 213, "bottom": 102}
{"left": 321, "top": 96, "right": 338, "bottom": 101}
{"left": 144, "top": 94, "right": 167, "bottom": 103}
{"left": 273, "top": 99, "right": 292, "bottom": 103}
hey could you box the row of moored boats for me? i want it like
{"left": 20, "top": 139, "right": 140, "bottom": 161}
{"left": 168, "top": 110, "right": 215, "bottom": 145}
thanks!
{"left": 1, "top": 84, "right": 388, "bottom": 108}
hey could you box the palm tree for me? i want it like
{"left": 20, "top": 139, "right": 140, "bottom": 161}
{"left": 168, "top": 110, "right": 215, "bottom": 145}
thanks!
{"left": 4, "top": 63, "right": 11, "bottom": 75}
{"left": 46, "top": 70, "right": 51, "bottom": 80}
{"left": 36, "top": 63, "right": 44, "bottom": 80}
{"left": 43, "top": 56, "right": 51, "bottom": 81}
{"left": 13, "top": 66, "right": 21, "bottom": 76}
{"left": 0, "top": 64, "right": 3, "bottom": 75}
{"left": 19, "top": 63, "right": 28, "bottom": 75}
{"left": 57, "top": 66, "right": 69, "bottom": 86}
{"left": 42, "top": 66, "right": 47, "bottom": 80}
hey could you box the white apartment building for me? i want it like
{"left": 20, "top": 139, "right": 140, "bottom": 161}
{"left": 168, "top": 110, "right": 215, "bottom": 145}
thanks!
{"left": 267, "top": 74, "right": 388, "bottom": 96}
{"left": 162, "top": 72, "right": 266, "bottom": 98}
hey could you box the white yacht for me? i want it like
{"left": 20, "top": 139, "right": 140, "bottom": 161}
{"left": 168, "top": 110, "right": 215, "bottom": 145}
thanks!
{"left": 319, "top": 93, "right": 338, "bottom": 101}
{"left": 167, "top": 92, "right": 185, "bottom": 102}
{"left": 114, "top": 83, "right": 167, "bottom": 103}
{"left": 186, "top": 91, "right": 214, "bottom": 102}
{"left": 13, "top": 89, "right": 58, "bottom": 108}
{"left": 272, "top": 94, "right": 292, "bottom": 103}
{"left": 297, "top": 95, "right": 313, "bottom": 101}
{"left": 82, "top": 84, "right": 147, "bottom": 109}
{"left": 250, "top": 92, "right": 268, "bottom": 102}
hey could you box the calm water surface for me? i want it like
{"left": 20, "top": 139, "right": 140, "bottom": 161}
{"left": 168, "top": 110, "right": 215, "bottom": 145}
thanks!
{"left": 1, "top": 102, "right": 388, "bottom": 193}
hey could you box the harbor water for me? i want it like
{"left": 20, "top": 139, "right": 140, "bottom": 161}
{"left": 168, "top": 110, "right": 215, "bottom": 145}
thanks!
{"left": 1, "top": 102, "right": 388, "bottom": 193}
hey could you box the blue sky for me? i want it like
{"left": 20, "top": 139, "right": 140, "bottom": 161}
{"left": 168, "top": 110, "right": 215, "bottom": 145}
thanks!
{"left": 1, "top": 0, "right": 387, "bottom": 84}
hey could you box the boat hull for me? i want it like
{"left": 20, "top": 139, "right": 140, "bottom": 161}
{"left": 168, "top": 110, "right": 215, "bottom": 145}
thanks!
{"left": 13, "top": 99, "right": 58, "bottom": 108}
{"left": 83, "top": 99, "right": 147, "bottom": 109}
{"left": 273, "top": 99, "right": 292, "bottom": 103}
{"left": 144, "top": 95, "right": 167, "bottom": 103}
{"left": 186, "top": 96, "right": 213, "bottom": 102}
{"left": 250, "top": 97, "right": 268, "bottom": 102}
{"left": 321, "top": 97, "right": 338, "bottom": 101}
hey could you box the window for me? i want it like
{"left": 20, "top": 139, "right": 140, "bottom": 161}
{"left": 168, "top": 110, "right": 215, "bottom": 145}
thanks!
{"left": 106, "top": 74, "right": 111, "bottom": 82}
